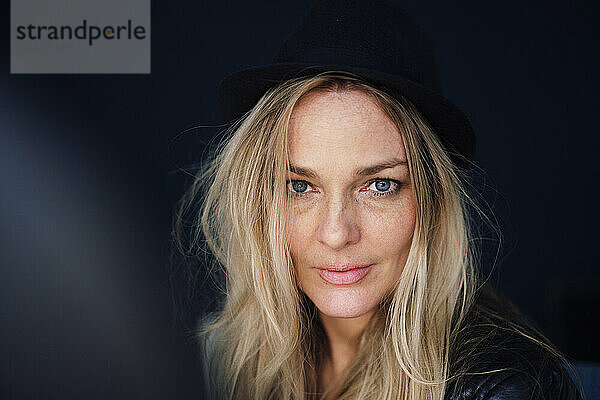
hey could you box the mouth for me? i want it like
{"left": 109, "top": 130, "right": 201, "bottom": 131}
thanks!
{"left": 317, "top": 264, "right": 373, "bottom": 285}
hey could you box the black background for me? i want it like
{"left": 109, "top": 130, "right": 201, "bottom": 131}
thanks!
{"left": 1, "top": 1, "right": 599, "bottom": 398}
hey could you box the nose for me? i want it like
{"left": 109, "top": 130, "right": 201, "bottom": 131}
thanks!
{"left": 316, "top": 198, "right": 360, "bottom": 250}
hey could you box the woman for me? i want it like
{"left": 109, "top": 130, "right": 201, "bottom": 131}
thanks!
{"left": 174, "top": 1, "right": 582, "bottom": 398}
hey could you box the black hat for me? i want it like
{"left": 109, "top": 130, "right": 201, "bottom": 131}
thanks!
{"left": 219, "top": 0, "right": 476, "bottom": 169}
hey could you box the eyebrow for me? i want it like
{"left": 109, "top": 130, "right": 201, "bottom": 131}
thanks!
{"left": 288, "top": 158, "right": 408, "bottom": 179}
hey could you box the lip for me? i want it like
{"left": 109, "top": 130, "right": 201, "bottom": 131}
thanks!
{"left": 317, "top": 264, "right": 373, "bottom": 285}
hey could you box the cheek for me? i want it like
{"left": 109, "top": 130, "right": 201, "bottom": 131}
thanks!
{"left": 285, "top": 212, "right": 311, "bottom": 266}
{"left": 284, "top": 209, "right": 322, "bottom": 295}
{"left": 364, "top": 205, "right": 416, "bottom": 261}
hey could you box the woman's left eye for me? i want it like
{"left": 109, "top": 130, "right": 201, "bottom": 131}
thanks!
{"left": 364, "top": 179, "right": 401, "bottom": 196}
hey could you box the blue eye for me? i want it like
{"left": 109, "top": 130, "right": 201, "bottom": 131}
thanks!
{"left": 374, "top": 180, "right": 391, "bottom": 192}
{"left": 288, "top": 180, "right": 311, "bottom": 194}
{"left": 365, "top": 179, "right": 401, "bottom": 196}
{"left": 292, "top": 181, "right": 308, "bottom": 192}
{"left": 287, "top": 178, "right": 402, "bottom": 198}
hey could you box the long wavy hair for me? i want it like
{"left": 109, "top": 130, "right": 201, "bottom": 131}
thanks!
{"left": 172, "top": 72, "right": 575, "bottom": 399}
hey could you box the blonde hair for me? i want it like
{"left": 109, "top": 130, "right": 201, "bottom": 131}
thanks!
{"left": 176, "top": 72, "right": 480, "bottom": 399}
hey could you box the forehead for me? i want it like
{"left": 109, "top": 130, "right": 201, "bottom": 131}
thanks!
{"left": 287, "top": 89, "right": 406, "bottom": 166}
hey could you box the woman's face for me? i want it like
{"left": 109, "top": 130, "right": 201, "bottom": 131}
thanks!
{"left": 286, "top": 89, "right": 416, "bottom": 319}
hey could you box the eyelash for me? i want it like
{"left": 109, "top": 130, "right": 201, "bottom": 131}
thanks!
{"left": 286, "top": 178, "right": 403, "bottom": 198}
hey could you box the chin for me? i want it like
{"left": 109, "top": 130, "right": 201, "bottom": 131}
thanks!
{"left": 310, "top": 287, "right": 380, "bottom": 319}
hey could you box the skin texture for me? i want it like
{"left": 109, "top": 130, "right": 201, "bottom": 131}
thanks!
{"left": 285, "top": 89, "right": 417, "bottom": 389}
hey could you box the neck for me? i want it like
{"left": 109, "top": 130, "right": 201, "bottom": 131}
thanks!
{"left": 319, "top": 310, "right": 375, "bottom": 376}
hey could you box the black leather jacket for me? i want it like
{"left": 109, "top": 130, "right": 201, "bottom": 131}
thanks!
{"left": 443, "top": 286, "right": 582, "bottom": 399}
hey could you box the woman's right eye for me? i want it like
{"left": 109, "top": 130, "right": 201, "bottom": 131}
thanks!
{"left": 287, "top": 180, "right": 312, "bottom": 195}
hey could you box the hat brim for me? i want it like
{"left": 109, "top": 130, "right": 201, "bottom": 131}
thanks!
{"left": 218, "top": 63, "right": 476, "bottom": 169}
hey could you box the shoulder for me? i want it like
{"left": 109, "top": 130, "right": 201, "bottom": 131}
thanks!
{"left": 446, "top": 337, "right": 581, "bottom": 399}
{"left": 445, "top": 286, "right": 582, "bottom": 399}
